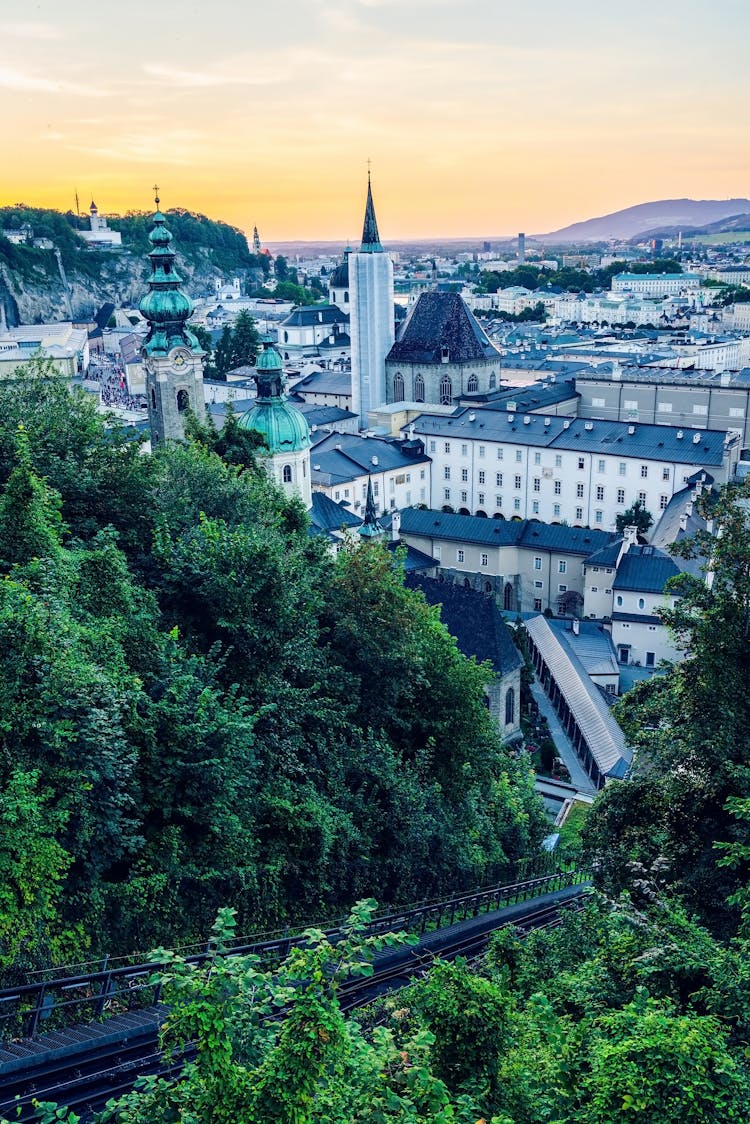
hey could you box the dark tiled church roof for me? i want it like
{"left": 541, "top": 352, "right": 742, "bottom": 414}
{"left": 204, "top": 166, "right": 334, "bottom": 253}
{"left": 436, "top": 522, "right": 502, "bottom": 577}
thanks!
{"left": 387, "top": 292, "right": 499, "bottom": 364}
{"left": 405, "top": 574, "right": 523, "bottom": 677}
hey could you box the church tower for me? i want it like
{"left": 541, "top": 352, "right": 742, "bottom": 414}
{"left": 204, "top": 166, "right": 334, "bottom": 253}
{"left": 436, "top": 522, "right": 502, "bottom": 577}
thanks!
{"left": 349, "top": 174, "right": 394, "bottom": 429}
{"left": 238, "top": 340, "right": 312, "bottom": 507}
{"left": 140, "top": 191, "right": 205, "bottom": 443}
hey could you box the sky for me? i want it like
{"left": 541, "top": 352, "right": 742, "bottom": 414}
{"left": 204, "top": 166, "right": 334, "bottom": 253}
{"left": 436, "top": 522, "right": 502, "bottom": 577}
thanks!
{"left": 1, "top": 0, "right": 748, "bottom": 242}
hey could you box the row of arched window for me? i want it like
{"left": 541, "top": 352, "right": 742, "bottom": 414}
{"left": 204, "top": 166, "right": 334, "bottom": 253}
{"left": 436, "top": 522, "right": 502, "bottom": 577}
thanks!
{"left": 391, "top": 371, "right": 496, "bottom": 404}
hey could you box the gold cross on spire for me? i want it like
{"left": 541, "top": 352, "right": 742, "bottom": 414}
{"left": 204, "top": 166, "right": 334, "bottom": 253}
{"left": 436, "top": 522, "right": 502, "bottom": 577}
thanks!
{"left": 153, "top": 183, "right": 160, "bottom": 206}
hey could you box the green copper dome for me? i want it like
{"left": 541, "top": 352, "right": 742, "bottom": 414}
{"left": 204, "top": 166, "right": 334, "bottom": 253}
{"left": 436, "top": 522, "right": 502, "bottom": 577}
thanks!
{"left": 238, "top": 340, "right": 310, "bottom": 454}
{"left": 140, "top": 194, "right": 201, "bottom": 357}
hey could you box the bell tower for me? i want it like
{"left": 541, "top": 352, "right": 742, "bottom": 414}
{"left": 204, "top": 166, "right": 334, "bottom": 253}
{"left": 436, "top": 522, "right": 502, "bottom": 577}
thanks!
{"left": 349, "top": 172, "right": 394, "bottom": 430}
{"left": 140, "top": 188, "right": 205, "bottom": 443}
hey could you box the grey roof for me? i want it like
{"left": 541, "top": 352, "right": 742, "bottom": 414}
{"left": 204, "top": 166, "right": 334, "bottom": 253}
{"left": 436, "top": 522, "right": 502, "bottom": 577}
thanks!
{"left": 405, "top": 574, "right": 523, "bottom": 677}
{"left": 468, "top": 379, "right": 578, "bottom": 412}
{"left": 309, "top": 491, "right": 361, "bottom": 533}
{"left": 412, "top": 408, "right": 730, "bottom": 465}
{"left": 612, "top": 611, "right": 663, "bottom": 625}
{"left": 583, "top": 539, "right": 622, "bottom": 568}
{"left": 612, "top": 545, "right": 680, "bottom": 593}
{"left": 310, "top": 432, "right": 430, "bottom": 487}
{"left": 387, "top": 292, "right": 500, "bottom": 365}
{"left": 279, "top": 305, "right": 349, "bottom": 328}
{"left": 399, "top": 508, "right": 617, "bottom": 556}
{"left": 295, "top": 402, "right": 357, "bottom": 428}
{"left": 524, "top": 614, "right": 631, "bottom": 779}
{"left": 547, "top": 619, "right": 619, "bottom": 680}
{"left": 293, "top": 369, "right": 352, "bottom": 397}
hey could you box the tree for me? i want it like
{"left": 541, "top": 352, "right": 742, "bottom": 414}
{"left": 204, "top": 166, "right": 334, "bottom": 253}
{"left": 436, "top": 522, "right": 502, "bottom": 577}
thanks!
{"left": 230, "top": 310, "right": 260, "bottom": 369}
{"left": 190, "top": 323, "right": 217, "bottom": 379}
{"left": 274, "top": 254, "right": 289, "bottom": 281}
{"left": 213, "top": 324, "right": 234, "bottom": 380}
{"left": 615, "top": 498, "right": 652, "bottom": 536}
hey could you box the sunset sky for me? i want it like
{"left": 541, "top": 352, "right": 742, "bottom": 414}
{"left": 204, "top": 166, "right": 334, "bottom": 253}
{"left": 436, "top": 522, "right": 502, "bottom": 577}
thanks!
{"left": 1, "top": 0, "right": 748, "bottom": 242}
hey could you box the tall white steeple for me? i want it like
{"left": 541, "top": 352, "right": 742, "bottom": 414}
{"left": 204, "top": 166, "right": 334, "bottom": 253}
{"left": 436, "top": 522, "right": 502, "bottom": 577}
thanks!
{"left": 349, "top": 173, "right": 394, "bottom": 429}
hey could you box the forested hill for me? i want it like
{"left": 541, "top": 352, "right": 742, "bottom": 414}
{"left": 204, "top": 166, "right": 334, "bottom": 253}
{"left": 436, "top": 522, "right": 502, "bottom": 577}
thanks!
{"left": 0, "top": 358, "right": 546, "bottom": 982}
{"left": 0, "top": 204, "right": 268, "bottom": 325}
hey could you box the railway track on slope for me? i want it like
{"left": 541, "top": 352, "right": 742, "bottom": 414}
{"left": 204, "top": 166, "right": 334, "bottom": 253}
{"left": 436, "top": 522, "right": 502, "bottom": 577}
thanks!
{"left": 0, "top": 873, "right": 589, "bottom": 1122}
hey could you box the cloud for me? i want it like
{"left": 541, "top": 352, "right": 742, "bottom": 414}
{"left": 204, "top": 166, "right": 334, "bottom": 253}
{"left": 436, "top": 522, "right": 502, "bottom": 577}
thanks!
{"left": 0, "top": 22, "right": 64, "bottom": 40}
{"left": 0, "top": 67, "right": 109, "bottom": 97}
{"left": 70, "top": 129, "right": 207, "bottom": 165}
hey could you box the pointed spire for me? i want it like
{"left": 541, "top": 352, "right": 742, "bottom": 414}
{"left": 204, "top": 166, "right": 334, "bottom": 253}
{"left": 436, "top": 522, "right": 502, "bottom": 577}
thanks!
{"left": 139, "top": 190, "right": 199, "bottom": 357}
{"left": 359, "top": 475, "right": 384, "bottom": 539}
{"left": 360, "top": 172, "right": 383, "bottom": 253}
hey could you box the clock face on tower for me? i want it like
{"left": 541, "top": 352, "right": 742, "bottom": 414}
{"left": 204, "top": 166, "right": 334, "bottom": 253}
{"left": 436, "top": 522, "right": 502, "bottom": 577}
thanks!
{"left": 172, "top": 352, "right": 187, "bottom": 369}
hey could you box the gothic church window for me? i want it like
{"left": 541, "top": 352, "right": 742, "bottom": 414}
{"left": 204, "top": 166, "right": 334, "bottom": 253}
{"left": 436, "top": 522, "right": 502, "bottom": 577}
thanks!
{"left": 414, "top": 373, "right": 425, "bottom": 402}
{"left": 489, "top": 372, "right": 497, "bottom": 390}
{"left": 467, "top": 374, "right": 479, "bottom": 393}
{"left": 505, "top": 686, "right": 515, "bottom": 726}
{"left": 440, "top": 375, "right": 453, "bottom": 406}
{"left": 393, "top": 372, "right": 405, "bottom": 402}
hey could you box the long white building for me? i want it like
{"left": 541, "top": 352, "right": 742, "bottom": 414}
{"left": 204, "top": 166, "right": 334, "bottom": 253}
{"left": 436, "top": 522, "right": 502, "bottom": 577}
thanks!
{"left": 410, "top": 407, "right": 740, "bottom": 530}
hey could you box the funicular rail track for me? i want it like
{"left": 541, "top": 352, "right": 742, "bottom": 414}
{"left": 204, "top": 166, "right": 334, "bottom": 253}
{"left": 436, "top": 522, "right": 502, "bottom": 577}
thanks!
{"left": 0, "top": 870, "right": 589, "bottom": 1122}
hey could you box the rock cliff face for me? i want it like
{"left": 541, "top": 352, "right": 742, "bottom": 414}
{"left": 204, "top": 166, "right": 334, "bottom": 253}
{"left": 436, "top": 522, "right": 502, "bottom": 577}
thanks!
{"left": 0, "top": 248, "right": 233, "bottom": 326}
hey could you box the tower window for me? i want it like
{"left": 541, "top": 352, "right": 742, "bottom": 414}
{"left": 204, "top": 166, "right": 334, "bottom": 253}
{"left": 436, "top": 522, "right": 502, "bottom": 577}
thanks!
{"left": 176, "top": 389, "right": 190, "bottom": 413}
{"left": 150, "top": 387, "right": 156, "bottom": 409}
{"left": 282, "top": 465, "right": 292, "bottom": 483}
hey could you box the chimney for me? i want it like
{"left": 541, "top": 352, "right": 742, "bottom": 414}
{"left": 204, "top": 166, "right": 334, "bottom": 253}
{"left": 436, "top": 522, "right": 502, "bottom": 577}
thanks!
{"left": 572, "top": 618, "right": 580, "bottom": 635}
{"left": 390, "top": 509, "right": 401, "bottom": 543}
{"left": 679, "top": 514, "right": 688, "bottom": 531}
{"left": 617, "top": 525, "right": 638, "bottom": 566}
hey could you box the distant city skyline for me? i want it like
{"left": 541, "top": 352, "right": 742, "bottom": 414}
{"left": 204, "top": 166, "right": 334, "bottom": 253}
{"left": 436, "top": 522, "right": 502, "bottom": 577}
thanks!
{"left": 1, "top": 0, "right": 748, "bottom": 240}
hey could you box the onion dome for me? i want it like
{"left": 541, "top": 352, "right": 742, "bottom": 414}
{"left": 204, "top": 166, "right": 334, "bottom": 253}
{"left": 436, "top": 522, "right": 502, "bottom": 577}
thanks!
{"left": 238, "top": 341, "right": 310, "bottom": 454}
{"left": 140, "top": 191, "right": 201, "bottom": 357}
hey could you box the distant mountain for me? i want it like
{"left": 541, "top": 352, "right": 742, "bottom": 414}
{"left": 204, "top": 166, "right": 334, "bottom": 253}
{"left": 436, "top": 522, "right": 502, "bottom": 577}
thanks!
{"left": 536, "top": 199, "right": 750, "bottom": 244}
{"left": 634, "top": 211, "right": 750, "bottom": 243}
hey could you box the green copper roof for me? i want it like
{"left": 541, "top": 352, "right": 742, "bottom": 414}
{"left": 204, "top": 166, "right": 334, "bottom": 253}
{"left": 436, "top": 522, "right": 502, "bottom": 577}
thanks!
{"left": 140, "top": 195, "right": 201, "bottom": 357}
{"left": 238, "top": 340, "right": 310, "bottom": 454}
{"left": 360, "top": 174, "right": 383, "bottom": 253}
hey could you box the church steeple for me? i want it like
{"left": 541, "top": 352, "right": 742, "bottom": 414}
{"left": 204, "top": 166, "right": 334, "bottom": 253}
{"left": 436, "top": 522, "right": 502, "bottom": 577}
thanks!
{"left": 140, "top": 189, "right": 200, "bottom": 357}
{"left": 360, "top": 172, "right": 383, "bottom": 253}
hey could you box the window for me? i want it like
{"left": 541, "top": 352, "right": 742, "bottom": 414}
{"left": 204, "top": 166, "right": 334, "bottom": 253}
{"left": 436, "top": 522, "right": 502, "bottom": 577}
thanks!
{"left": 662, "top": 467, "right": 670, "bottom": 480}
{"left": 591, "top": 586, "right": 598, "bottom": 593}
{"left": 554, "top": 480, "right": 561, "bottom": 495}
{"left": 444, "top": 466, "right": 451, "bottom": 480}
{"left": 429, "top": 440, "right": 436, "bottom": 453}
{"left": 503, "top": 683, "right": 517, "bottom": 728}
{"left": 390, "top": 479, "right": 395, "bottom": 492}
{"left": 444, "top": 488, "right": 451, "bottom": 501}
{"left": 461, "top": 444, "right": 468, "bottom": 457}
{"left": 497, "top": 448, "right": 504, "bottom": 460}
{"left": 532, "top": 500, "right": 539, "bottom": 514}
{"left": 420, "top": 469, "right": 425, "bottom": 479}
{"left": 534, "top": 598, "right": 542, "bottom": 612}
{"left": 534, "top": 556, "right": 542, "bottom": 570}
{"left": 534, "top": 451, "right": 541, "bottom": 465}
{"left": 577, "top": 482, "right": 584, "bottom": 498}
{"left": 440, "top": 376, "right": 453, "bottom": 406}
{"left": 495, "top": 495, "right": 502, "bottom": 508}
{"left": 176, "top": 388, "right": 190, "bottom": 412}
{"left": 555, "top": 454, "right": 562, "bottom": 467}
{"left": 414, "top": 374, "right": 425, "bottom": 402}
{"left": 558, "top": 560, "right": 567, "bottom": 573}
{"left": 393, "top": 372, "right": 405, "bottom": 402}
{"left": 619, "top": 462, "right": 626, "bottom": 476}
{"left": 444, "top": 442, "right": 451, "bottom": 454}
{"left": 480, "top": 552, "right": 488, "bottom": 566}
{"left": 514, "top": 474, "right": 522, "bottom": 489}
{"left": 457, "top": 549, "right": 464, "bottom": 563}
{"left": 598, "top": 459, "right": 606, "bottom": 472}
{"left": 576, "top": 507, "right": 583, "bottom": 520}
{"left": 460, "top": 490, "right": 468, "bottom": 503}
{"left": 533, "top": 477, "right": 541, "bottom": 492}
{"left": 558, "top": 584, "right": 567, "bottom": 593}
{"left": 730, "top": 407, "right": 745, "bottom": 418}
{"left": 595, "top": 510, "right": 603, "bottom": 523}
{"left": 648, "top": 625, "right": 656, "bottom": 632}
{"left": 515, "top": 449, "right": 523, "bottom": 462}
{"left": 638, "top": 597, "right": 645, "bottom": 609}
{"left": 479, "top": 445, "right": 486, "bottom": 458}
{"left": 489, "top": 372, "right": 497, "bottom": 389}
{"left": 640, "top": 464, "right": 648, "bottom": 478}
{"left": 362, "top": 483, "right": 367, "bottom": 498}
{"left": 553, "top": 503, "right": 561, "bottom": 517}
{"left": 335, "top": 490, "right": 340, "bottom": 501}
{"left": 478, "top": 492, "right": 485, "bottom": 505}
{"left": 513, "top": 498, "right": 521, "bottom": 511}
{"left": 468, "top": 374, "right": 479, "bottom": 393}
{"left": 496, "top": 472, "right": 503, "bottom": 486}
{"left": 693, "top": 404, "right": 708, "bottom": 416}
{"left": 461, "top": 467, "right": 468, "bottom": 482}
{"left": 596, "top": 485, "right": 604, "bottom": 501}
{"left": 616, "top": 595, "right": 623, "bottom": 606}
{"left": 578, "top": 457, "right": 585, "bottom": 469}
{"left": 639, "top": 491, "right": 647, "bottom": 503}
{"left": 374, "top": 481, "right": 379, "bottom": 495}
{"left": 534, "top": 580, "right": 543, "bottom": 588}
{"left": 479, "top": 470, "right": 486, "bottom": 485}
{"left": 660, "top": 495, "right": 668, "bottom": 509}
{"left": 617, "top": 488, "right": 625, "bottom": 503}
{"left": 434, "top": 545, "right": 441, "bottom": 560}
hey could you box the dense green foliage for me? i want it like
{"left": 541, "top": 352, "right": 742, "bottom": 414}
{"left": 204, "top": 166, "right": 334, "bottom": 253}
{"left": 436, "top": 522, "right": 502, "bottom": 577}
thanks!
{"left": 0, "top": 360, "right": 544, "bottom": 976}
{"left": 476, "top": 258, "right": 683, "bottom": 296}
